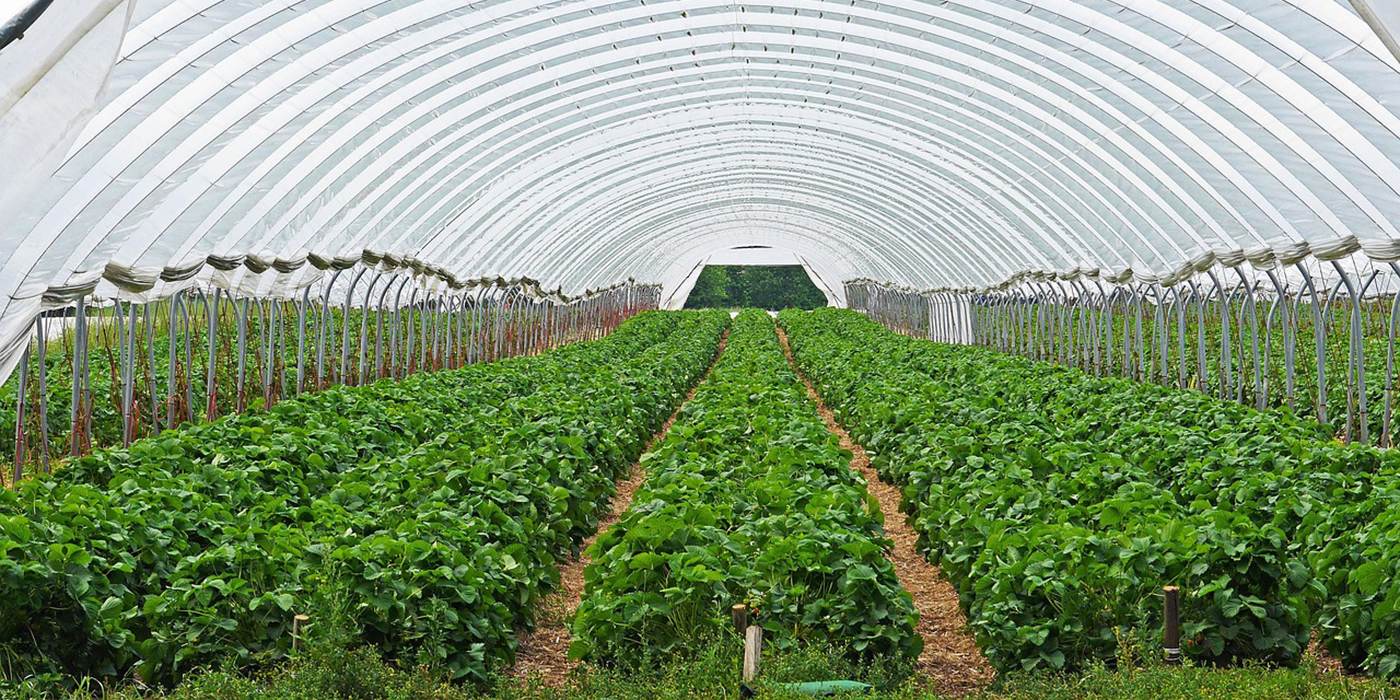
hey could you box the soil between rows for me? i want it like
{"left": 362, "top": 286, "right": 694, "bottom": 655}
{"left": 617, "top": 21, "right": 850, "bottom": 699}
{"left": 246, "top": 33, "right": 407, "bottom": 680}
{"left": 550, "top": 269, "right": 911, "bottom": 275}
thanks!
{"left": 775, "top": 321, "right": 994, "bottom": 696}
{"left": 512, "top": 320, "right": 995, "bottom": 694}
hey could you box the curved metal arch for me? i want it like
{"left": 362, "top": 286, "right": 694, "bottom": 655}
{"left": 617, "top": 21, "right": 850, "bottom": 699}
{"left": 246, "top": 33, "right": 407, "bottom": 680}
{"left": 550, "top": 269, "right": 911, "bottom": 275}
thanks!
{"left": 90, "top": 0, "right": 1377, "bottom": 264}
{"left": 538, "top": 199, "right": 925, "bottom": 291}
{"left": 520, "top": 187, "right": 957, "bottom": 288}
{"left": 567, "top": 213, "right": 895, "bottom": 288}
{"left": 454, "top": 132, "right": 1045, "bottom": 284}
{"left": 422, "top": 111, "right": 1071, "bottom": 281}
{"left": 96, "top": 0, "right": 1391, "bottom": 194}
{"left": 1108, "top": 0, "right": 1400, "bottom": 205}
{"left": 509, "top": 156, "right": 1013, "bottom": 284}
{"left": 249, "top": 33, "right": 1148, "bottom": 270}
{"left": 502, "top": 161, "right": 1012, "bottom": 288}
{"left": 177, "top": 67, "right": 1092, "bottom": 281}
{"left": 956, "top": 0, "right": 1371, "bottom": 236}
{"left": 333, "top": 71, "right": 1142, "bottom": 275}
{"left": 436, "top": 166, "right": 1019, "bottom": 289}
{"left": 32, "top": 0, "right": 1377, "bottom": 288}
{"left": 232, "top": 34, "right": 1181, "bottom": 266}
{"left": 423, "top": 103, "right": 1093, "bottom": 276}
{"left": 224, "top": 18, "right": 1240, "bottom": 269}
{"left": 322, "top": 59, "right": 1142, "bottom": 257}
{"left": 331, "top": 63, "right": 1142, "bottom": 264}
{"left": 548, "top": 205, "right": 911, "bottom": 286}
{"left": 0, "top": 1, "right": 57, "bottom": 54}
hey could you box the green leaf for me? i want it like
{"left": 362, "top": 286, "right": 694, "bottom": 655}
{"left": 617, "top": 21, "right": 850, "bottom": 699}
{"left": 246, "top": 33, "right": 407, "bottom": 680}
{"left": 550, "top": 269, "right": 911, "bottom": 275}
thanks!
{"left": 1353, "top": 562, "right": 1385, "bottom": 596}
{"left": 627, "top": 552, "right": 667, "bottom": 571}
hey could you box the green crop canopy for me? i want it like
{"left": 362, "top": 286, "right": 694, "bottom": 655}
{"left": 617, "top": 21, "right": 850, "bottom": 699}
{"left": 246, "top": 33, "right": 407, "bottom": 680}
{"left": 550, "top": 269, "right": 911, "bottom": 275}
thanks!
{"left": 2, "top": 0, "right": 1400, "bottom": 383}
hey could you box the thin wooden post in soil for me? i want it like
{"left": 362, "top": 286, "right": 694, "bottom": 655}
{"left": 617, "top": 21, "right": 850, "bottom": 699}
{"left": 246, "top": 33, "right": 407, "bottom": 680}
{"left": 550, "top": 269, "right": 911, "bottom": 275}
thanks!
{"left": 743, "top": 625, "right": 763, "bottom": 682}
{"left": 732, "top": 603, "right": 748, "bottom": 636}
{"left": 292, "top": 614, "right": 310, "bottom": 652}
{"left": 1164, "top": 586, "right": 1181, "bottom": 665}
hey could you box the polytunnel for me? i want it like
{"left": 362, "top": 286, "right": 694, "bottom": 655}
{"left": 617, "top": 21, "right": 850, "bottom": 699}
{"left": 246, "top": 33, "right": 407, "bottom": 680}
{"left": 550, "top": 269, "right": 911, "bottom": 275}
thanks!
{"left": 3, "top": 0, "right": 1400, "bottom": 468}
{"left": 16, "top": 0, "right": 1400, "bottom": 691}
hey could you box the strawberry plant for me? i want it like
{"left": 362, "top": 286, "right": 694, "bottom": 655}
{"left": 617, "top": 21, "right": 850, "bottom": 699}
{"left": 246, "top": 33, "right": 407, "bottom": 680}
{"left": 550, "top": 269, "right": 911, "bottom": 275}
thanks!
{"left": 778, "top": 308, "right": 1328, "bottom": 673}
{"left": 0, "top": 310, "right": 729, "bottom": 685}
{"left": 572, "top": 310, "right": 920, "bottom": 667}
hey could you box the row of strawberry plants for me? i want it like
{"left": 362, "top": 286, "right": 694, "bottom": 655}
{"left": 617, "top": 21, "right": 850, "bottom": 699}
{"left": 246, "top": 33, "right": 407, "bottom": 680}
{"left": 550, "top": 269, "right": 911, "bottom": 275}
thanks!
{"left": 571, "top": 310, "right": 921, "bottom": 666}
{"left": 822, "top": 313, "right": 1400, "bottom": 677}
{"left": 0, "top": 309, "right": 730, "bottom": 685}
{"left": 777, "top": 308, "right": 1355, "bottom": 673}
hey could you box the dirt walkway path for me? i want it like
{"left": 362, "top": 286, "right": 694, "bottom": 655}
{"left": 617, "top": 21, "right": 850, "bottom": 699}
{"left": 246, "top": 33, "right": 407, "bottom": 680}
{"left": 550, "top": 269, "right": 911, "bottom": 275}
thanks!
{"left": 510, "top": 329, "right": 729, "bottom": 686}
{"left": 775, "top": 322, "right": 994, "bottom": 695}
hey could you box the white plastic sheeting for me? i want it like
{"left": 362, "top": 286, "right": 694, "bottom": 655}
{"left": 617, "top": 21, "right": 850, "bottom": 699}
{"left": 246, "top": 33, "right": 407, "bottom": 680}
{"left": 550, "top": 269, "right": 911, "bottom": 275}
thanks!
{"left": 1, "top": 1, "right": 1399, "bottom": 325}
{"left": 0, "top": 0, "right": 133, "bottom": 381}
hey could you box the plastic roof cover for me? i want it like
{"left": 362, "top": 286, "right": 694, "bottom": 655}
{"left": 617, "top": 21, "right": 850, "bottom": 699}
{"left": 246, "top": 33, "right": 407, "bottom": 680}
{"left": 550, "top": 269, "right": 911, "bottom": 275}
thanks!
{"left": 3, "top": 0, "right": 1400, "bottom": 315}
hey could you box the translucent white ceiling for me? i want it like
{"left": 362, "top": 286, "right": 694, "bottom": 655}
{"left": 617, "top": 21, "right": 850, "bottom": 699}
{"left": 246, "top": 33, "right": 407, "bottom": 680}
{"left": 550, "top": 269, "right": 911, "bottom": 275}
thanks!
{"left": 3, "top": 0, "right": 1400, "bottom": 316}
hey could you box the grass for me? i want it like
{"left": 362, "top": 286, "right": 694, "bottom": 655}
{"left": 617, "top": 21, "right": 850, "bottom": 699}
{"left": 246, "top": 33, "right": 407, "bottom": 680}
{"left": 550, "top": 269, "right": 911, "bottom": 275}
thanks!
{"left": 8, "top": 640, "right": 1399, "bottom": 700}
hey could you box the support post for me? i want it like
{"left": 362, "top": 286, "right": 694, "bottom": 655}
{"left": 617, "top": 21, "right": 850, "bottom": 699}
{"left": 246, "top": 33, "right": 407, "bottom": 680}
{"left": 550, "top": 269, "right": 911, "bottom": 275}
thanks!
{"left": 235, "top": 297, "right": 249, "bottom": 413}
{"left": 1164, "top": 586, "right": 1181, "bottom": 666}
{"left": 166, "top": 291, "right": 182, "bottom": 430}
{"left": 71, "top": 297, "right": 88, "bottom": 457}
{"left": 743, "top": 625, "right": 763, "bottom": 682}
{"left": 1333, "top": 261, "right": 1369, "bottom": 444}
{"left": 1297, "top": 264, "right": 1328, "bottom": 426}
{"left": 205, "top": 290, "right": 220, "bottom": 422}
{"left": 13, "top": 336, "right": 30, "bottom": 482}
{"left": 122, "top": 300, "right": 139, "bottom": 445}
{"left": 35, "top": 314, "right": 48, "bottom": 472}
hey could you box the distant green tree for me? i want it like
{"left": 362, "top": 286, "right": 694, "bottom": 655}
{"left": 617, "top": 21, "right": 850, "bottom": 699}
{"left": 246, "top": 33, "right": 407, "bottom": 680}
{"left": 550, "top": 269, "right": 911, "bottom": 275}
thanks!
{"left": 687, "top": 266, "right": 731, "bottom": 308}
{"left": 727, "top": 266, "right": 763, "bottom": 306}
{"left": 784, "top": 267, "right": 828, "bottom": 309}
{"left": 683, "top": 265, "right": 826, "bottom": 310}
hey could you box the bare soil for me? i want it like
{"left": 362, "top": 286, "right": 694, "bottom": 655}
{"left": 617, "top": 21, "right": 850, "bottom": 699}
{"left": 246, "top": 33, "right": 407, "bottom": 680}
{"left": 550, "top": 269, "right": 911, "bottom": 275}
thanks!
{"left": 510, "top": 329, "right": 729, "bottom": 686}
{"left": 775, "top": 323, "right": 995, "bottom": 695}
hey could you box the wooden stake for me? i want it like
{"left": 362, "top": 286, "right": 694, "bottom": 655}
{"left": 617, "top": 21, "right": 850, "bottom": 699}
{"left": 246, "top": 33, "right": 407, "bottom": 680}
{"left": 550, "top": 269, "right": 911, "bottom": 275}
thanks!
{"left": 1163, "top": 586, "right": 1181, "bottom": 665}
{"left": 292, "top": 614, "right": 310, "bottom": 652}
{"left": 743, "top": 625, "right": 763, "bottom": 681}
{"left": 732, "top": 604, "right": 748, "bottom": 636}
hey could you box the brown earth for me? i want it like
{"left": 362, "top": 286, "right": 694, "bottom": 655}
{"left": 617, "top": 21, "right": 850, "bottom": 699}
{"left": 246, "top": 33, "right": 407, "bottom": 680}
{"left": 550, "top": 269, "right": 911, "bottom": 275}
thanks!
{"left": 775, "top": 322, "right": 995, "bottom": 695}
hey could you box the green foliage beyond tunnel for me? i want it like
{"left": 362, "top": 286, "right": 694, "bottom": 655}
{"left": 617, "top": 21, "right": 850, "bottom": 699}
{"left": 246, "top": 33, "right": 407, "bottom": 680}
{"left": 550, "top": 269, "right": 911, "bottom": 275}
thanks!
{"left": 683, "top": 266, "right": 827, "bottom": 310}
